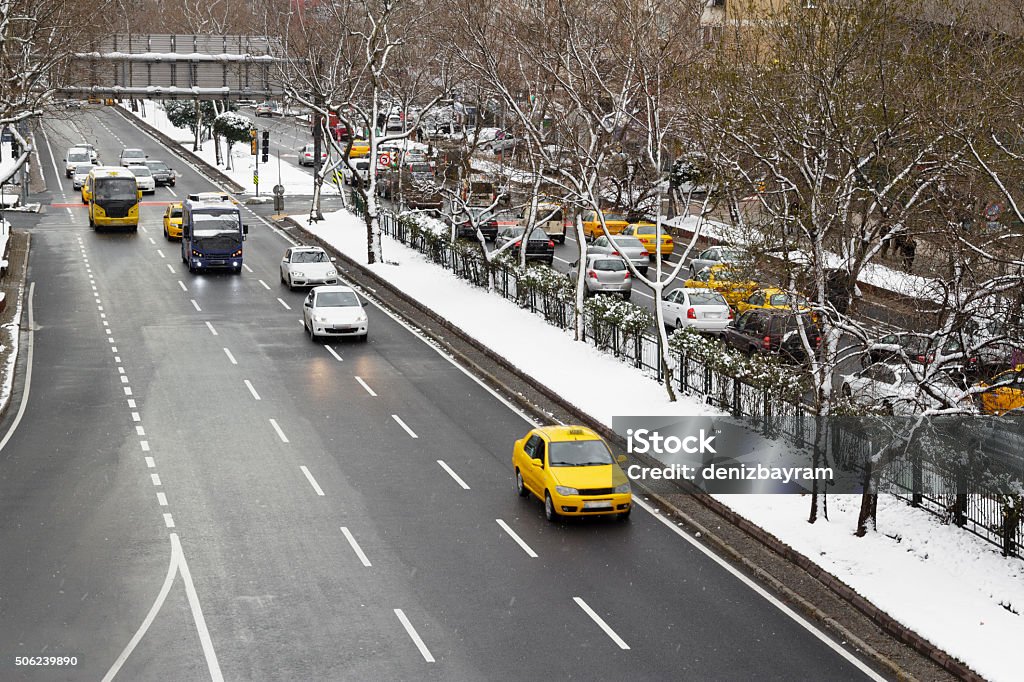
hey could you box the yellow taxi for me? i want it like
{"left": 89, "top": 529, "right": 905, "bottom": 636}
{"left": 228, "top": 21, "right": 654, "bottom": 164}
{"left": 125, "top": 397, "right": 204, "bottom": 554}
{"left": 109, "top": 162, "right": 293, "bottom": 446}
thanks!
{"left": 512, "top": 425, "right": 631, "bottom": 521}
{"left": 621, "top": 222, "right": 674, "bottom": 258}
{"left": 349, "top": 139, "right": 370, "bottom": 158}
{"left": 683, "top": 263, "right": 759, "bottom": 307}
{"left": 735, "top": 287, "right": 811, "bottom": 315}
{"left": 163, "top": 202, "right": 183, "bottom": 240}
{"left": 81, "top": 174, "right": 93, "bottom": 203}
{"left": 974, "top": 365, "right": 1024, "bottom": 415}
{"left": 582, "top": 209, "right": 630, "bottom": 241}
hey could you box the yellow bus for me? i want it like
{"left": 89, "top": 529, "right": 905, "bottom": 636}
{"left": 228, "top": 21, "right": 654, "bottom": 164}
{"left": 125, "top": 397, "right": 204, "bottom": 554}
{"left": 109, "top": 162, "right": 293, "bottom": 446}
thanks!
{"left": 85, "top": 167, "right": 141, "bottom": 230}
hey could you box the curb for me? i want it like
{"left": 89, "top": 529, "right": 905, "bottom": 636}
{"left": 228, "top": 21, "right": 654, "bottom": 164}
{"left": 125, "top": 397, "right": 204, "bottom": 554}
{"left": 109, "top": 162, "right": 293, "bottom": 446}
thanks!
{"left": 0, "top": 231, "right": 31, "bottom": 426}
{"left": 279, "top": 213, "right": 981, "bottom": 682}
{"left": 110, "top": 106, "right": 246, "bottom": 194}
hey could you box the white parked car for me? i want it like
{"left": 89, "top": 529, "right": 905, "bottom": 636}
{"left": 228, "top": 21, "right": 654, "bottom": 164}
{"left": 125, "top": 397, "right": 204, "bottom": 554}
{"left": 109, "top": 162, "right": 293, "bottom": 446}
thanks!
{"left": 127, "top": 164, "right": 155, "bottom": 193}
{"left": 302, "top": 285, "right": 368, "bottom": 341}
{"left": 72, "top": 163, "right": 93, "bottom": 189}
{"left": 840, "top": 363, "right": 969, "bottom": 415}
{"left": 662, "top": 288, "right": 732, "bottom": 333}
{"left": 298, "top": 143, "right": 328, "bottom": 167}
{"left": 280, "top": 246, "right": 339, "bottom": 289}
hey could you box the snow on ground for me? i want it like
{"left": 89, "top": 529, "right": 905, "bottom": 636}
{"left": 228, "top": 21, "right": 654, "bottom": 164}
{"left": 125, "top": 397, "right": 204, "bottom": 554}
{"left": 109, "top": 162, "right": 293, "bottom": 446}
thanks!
{"left": 122, "top": 100, "right": 339, "bottom": 197}
{"left": 298, "top": 206, "right": 1023, "bottom": 682}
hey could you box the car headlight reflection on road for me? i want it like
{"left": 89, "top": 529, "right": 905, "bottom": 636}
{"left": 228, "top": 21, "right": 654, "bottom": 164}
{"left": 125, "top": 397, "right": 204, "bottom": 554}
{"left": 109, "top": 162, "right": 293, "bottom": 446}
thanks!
{"left": 555, "top": 486, "right": 578, "bottom": 496}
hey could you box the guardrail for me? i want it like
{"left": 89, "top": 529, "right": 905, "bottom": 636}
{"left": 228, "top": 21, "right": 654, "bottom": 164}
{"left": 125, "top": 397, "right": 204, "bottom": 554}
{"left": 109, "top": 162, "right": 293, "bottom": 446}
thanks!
{"left": 353, "top": 193, "right": 1022, "bottom": 557}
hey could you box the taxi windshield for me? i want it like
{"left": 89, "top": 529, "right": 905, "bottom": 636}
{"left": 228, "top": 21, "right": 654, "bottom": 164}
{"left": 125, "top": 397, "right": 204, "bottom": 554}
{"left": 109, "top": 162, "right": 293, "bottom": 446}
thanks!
{"left": 548, "top": 440, "right": 613, "bottom": 467}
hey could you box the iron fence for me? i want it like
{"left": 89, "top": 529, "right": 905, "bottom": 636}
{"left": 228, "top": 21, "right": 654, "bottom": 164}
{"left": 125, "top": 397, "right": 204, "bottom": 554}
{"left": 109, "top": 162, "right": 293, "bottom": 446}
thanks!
{"left": 357, "top": 202, "right": 1023, "bottom": 558}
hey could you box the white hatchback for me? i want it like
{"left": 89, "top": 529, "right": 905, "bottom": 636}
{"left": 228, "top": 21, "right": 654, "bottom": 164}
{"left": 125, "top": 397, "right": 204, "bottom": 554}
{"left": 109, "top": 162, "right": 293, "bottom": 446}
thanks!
{"left": 280, "top": 246, "right": 339, "bottom": 289}
{"left": 662, "top": 288, "right": 732, "bottom": 333}
{"left": 127, "top": 164, "right": 156, "bottom": 193}
{"left": 302, "top": 285, "right": 368, "bottom": 341}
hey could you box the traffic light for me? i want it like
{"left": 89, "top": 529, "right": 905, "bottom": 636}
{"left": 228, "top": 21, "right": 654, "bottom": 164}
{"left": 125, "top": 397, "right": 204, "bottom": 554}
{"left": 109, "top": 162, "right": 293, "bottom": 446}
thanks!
{"left": 249, "top": 129, "right": 257, "bottom": 155}
{"left": 261, "top": 131, "right": 269, "bottom": 163}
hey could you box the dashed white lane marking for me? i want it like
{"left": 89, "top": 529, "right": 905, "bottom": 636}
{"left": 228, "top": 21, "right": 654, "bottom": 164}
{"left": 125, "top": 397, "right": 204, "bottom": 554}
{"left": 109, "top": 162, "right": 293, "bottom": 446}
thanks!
{"left": 394, "top": 609, "right": 435, "bottom": 663}
{"left": 120, "top": 375, "right": 129, "bottom": 383}
{"left": 124, "top": 387, "right": 133, "bottom": 396}
{"left": 299, "top": 465, "right": 325, "bottom": 496}
{"left": 157, "top": 492, "right": 168, "bottom": 506}
{"left": 145, "top": 456, "right": 155, "bottom": 468}
{"left": 277, "top": 297, "right": 291, "bottom": 310}
{"left": 141, "top": 441, "right": 150, "bottom": 452}
{"left": 355, "top": 376, "right": 377, "bottom": 396}
{"left": 258, "top": 279, "right": 271, "bottom": 290}
{"left": 166, "top": 264, "right": 175, "bottom": 273}
{"left": 191, "top": 299, "right": 202, "bottom": 312}
{"left": 244, "top": 380, "right": 261, "bottom": 400}
{"left": 163, "top": 513, "right": 175, "bottom": 528}
{"left": 131, "top": 411, "right": 140, "bottom": 421}
{"left": 205, "top": 321, "right": 218, "bottom": 336}
{"left": 127, "top": 398, "right": 135, "bottom": 408}
{"left": 324, "top": 345, "right": 343, "bottom": 362}
{"left": 178, "top": 280, "right": 187, "bottom": 292}
{"left": 149, "top": 237, "right": 156, "bottom": 245}
{"left": 573, "top": 597, "right": 630, "bottom": 650}
{"left": 151, "top": 474, "right": 161, "bottom": 486}
{"left": 437, "top": 460, "right": 470, "bottom": 490}
{"left": 166, "top": 187, "right": 177, "bottom": 197}
{"left": 157, "top": 250, "right": 167, "bottom": 260}
{"left": 269, "top": 419, "right": 289, "bottom": 443}
{"left": 340, "top": 527, "right": 372, "bottom": 567}
{"left": 223, "top": 348, "right": 238, "bottom": 365}
{"left": 242, "top": 264, "right": 253, "bottom": 273}
{"left": 136, "top": 426, "right": 145, "bottom": 436}
{"left": 392, "top": 414, "right": 418, "bottom": 439}
{"left": 140, "top": 225, "right": 148, "bottom": 233}
{"left": 496, "top": 519, "right": 538, "bottom": 558}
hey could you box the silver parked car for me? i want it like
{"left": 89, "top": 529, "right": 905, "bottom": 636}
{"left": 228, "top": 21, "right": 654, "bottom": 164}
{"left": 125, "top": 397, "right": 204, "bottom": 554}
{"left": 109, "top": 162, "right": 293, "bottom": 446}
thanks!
{"left": 569, "top": 254, "right": 632, "bottom": 299}
{"left": 71, "top": 163, "right": 93, "bottom": 190}
{"left": 688, "top": 246, "right": 749, "bottom": 278}
{"left": 661, "top": 288, "right": 732, "bottom": 334}
{"left": 588, "top": 235, "right": 649, "bottom": 275}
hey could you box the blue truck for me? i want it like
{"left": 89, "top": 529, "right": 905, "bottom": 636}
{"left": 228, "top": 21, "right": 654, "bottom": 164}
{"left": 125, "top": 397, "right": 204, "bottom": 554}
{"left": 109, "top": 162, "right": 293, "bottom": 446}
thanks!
{"left": 180, "top": 192, "right": 249, "bottom": 273}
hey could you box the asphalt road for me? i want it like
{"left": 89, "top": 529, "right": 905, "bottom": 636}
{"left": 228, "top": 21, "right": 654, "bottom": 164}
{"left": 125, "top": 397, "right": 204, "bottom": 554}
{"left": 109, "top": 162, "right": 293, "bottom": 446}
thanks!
{"left": 0, "top": 105, "right": 889, "bottom": 680}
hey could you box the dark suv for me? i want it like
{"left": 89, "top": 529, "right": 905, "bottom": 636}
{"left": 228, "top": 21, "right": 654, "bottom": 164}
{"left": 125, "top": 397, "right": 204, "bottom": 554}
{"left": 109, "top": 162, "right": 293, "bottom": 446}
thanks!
{"left": 724, "top": 310, "right": 820, "bottom": 362}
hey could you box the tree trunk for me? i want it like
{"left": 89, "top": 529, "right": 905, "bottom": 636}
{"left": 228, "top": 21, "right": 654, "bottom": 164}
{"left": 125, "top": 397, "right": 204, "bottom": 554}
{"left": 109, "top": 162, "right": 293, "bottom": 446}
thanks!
{"left": 855, "top": 457, "right": 876, "bottom": 536}
{"left": 573, "top": 215, "right": 587, "bottom": 340}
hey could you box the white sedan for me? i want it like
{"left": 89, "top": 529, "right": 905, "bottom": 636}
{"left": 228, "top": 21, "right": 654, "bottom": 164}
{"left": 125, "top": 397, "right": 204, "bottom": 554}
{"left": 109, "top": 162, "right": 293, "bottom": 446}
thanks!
{"left": 661, "top": 287, "right": 732, "bottom": 333}
{"left": 71, "top": 163, "right": 93, "bottom": 190}
{"left": 302, "top": 285, "right": 368, "bottom": 341}
{"left": 127, "top": 165, "right": 156, "bottom": 193}
{"left": 298, "top": 143, "right": 328, "bottom": 167}
{"left": 280, "top": 246, "right": 339, "bottom": 289}
{"left": 840, "top": 363, "right": 969, "bottom": 415}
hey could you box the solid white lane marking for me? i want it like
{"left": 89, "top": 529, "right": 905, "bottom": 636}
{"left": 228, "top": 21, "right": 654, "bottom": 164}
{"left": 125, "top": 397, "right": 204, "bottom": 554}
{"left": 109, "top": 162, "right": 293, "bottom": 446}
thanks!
{"left": 244, "top": 380, "right": 261, "bottom": 400}
{"left": 324, "top": 345, "right": 343, "bottom": 362}
{"left": 140, "top": 441, "right": 150, "bottom": 452}
{"left": 277, "top": 297, "right": 291, "bottom": 310}
{"left": 0, "top": 284, "right": 35, "bottom": 454}
{"left": 340, "top": 527, "right": 372, "bottom": 567}
{"left": 394, "top": 609, "right": 435, "bottom": 663}
{"left": 355, "top": 376, "right": 377, "bottom": 396}
{"left": 151, "top": 474, "right": 161, "bottom": 486}
{"left": 163, "top": 514, "right": 175, "bottom": 528}
{"left": 631, "top": 497, "right": 886, "bottom": 680}
{"left": 166, "top": 264, "right": 175, "bottom": 273}
{"left": 178, "top": 280, "right": 187, "bottom": 292}
{"left": 496, "top": 519, "right": 537, "bottom": 558}
{"left": 573, "top": 597, "right": 630, "bottom": 650}
{"left": 269, "top": 419, "right": 289, "bottom": 443}
{"left": 258, "top": 279, "right": 271, "bottom": 290}
{"left": 223, "top": 347, "right": 238, "bottom": 365}
{"left": 174, "top": 534, "right": 225, "bottom": 681}
{"left": 156, "top": 249, "right": 165, "bottom": 258}
{"left": 437, "top": 460, "right": 470, "bottom": 490}
{"left": 145, "top": 456, "right": 155, "bottom": 468}
{"left": 205, "top": 321, "right": 218, "bottom": 336}
{"left": 300, "top": 465, "right": 325, "bottom": 496}
{"left": 157, "top": 492, "right": 168, "bottom": 506}
{"left": 392, "top": 414, "right": 418, "bottom": 439}
{"left": 40, "top": 127, "right": 65, "bottom": 192}
{"left": 191, "top": 299, "right": 201, "bottom": 312}
{"left": 242, "top": 263, "right": 253, "bottom": 273}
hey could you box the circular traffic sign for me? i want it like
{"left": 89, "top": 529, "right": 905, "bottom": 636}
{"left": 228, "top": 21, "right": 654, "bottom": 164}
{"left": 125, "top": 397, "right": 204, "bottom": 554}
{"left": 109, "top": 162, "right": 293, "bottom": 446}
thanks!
{"left": 378, "top": 152, "right": 391, "bottom": 167}
{"left": 273, "top": 184, "right": 285, "bottom": 196}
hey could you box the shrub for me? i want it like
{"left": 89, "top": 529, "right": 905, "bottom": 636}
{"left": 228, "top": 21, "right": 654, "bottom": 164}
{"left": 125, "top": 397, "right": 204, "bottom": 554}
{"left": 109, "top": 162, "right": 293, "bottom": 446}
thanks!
{"left": 584, "top": 296, "right": 655, "bottom": 336}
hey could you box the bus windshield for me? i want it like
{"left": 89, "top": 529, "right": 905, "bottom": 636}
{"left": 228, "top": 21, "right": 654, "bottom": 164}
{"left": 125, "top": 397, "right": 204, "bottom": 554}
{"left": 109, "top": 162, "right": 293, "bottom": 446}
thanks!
{"left": 192, "top": 212, "right": 240, "bottom": 236}
{"left": 94, "top": 178, "right": 137, "bottom": 201}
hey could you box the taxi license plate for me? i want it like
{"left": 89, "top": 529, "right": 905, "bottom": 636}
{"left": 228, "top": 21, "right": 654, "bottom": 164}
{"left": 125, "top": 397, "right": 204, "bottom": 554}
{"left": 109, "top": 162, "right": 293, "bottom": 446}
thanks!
{"left": 583, "top": 501, "right": 613, "bottom": 510}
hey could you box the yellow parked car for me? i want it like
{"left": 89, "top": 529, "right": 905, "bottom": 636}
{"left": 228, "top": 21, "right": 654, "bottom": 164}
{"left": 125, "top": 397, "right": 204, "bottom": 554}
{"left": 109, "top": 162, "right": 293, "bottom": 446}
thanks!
{"left": 735, "top": 287, "right": 811, "bottom": 315}
{"left": 974, "top": 365, "right": 1024, "bottom": 415}
{"left": 163, "top": 202, "right": 183, "bottom": 240}
{"left": 348, "top": 139, "right": 370, "bottom": 158}
{"left": 512, "top": 425, "right": 631, "bottom": 521}
{"left": 582, "top": 209, "right": 630, "bottom": 241}
{"left": 621, "top": 222, "right": 674, "bottom": 258}
{"left": 683, "top": 263, "right": 759, "bottom": 307}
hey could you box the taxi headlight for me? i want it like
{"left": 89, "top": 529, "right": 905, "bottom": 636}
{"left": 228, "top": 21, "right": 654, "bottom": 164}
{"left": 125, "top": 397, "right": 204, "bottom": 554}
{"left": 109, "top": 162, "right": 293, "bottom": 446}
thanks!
{"left": 555, "top": 486, "right": 578, "bottom": 496}
{"left": 614, "top": 483, "right": 631, "bottom": 494}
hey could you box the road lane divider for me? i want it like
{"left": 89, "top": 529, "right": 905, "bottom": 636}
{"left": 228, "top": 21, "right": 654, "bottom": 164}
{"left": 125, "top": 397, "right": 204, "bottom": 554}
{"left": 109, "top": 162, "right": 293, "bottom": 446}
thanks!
{"left": 223, "top": 347, "right": 238, "bottom": 365}
{"left": 354, "top": 376, "right": 377, "bottom": 396}
{"left": 300, "top": 465, "right": 325, "bottom": 496}
{"left": 573, "top": 597, "right": 630, "bottom": 650}
{"left": 191, "top": 299, "right": 202, "bottom": 312}
{"left": 324, "top": 345, "right": 343, "bottom": 362}
{"left": 496, "top": 519, "right": 537, "bottom": 558}
{"left": 178, "top": 280, "right": 187, "bottom": 292}
{"left": 244, "top": 380, "right": 261, "bottom": 400}
{"left": 157, "top": 492, "right": 167, "bottom": 506}
{"left": 163, "top": 513, "right": 175, "bottom": 528}
{"left": 205, "top": 321, "right": 218, "bottom": 336}
{"left": 437, "top": 460, "right": 470, "bottom": 490}
{"left": 243, "top": 264, "right": 253, "bottom": 273}
{"left": 166, "top": 264, "right": 175, "bottom": 273}
{"left": 392, "top": 414, "right": 418, "bottom": 439}
{"left": 340, "top": 527, "right": 372, "bottom": 567}
{"left": 393, "top": 609, "right": 435, "bottom": 663}
{"left": 277, "top": 297, "right": 291, "bottom": 310}
{"left": 269, "top": 418, "right": 289, "bottom": 443}
{"left": 258, "top": 279, "right": 271, "bottom": 290}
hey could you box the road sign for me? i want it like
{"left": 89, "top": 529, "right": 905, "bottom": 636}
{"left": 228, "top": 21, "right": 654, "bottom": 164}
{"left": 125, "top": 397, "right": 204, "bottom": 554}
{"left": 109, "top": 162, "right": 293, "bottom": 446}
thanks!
{"left": 378, "top": 152, "right": 391, "bottom": 167}
{"left": 273, "top": 184, "right": 285, "bottom": 196}
{"left": 253, "top": 171, "right": 259, "bottom": 184}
